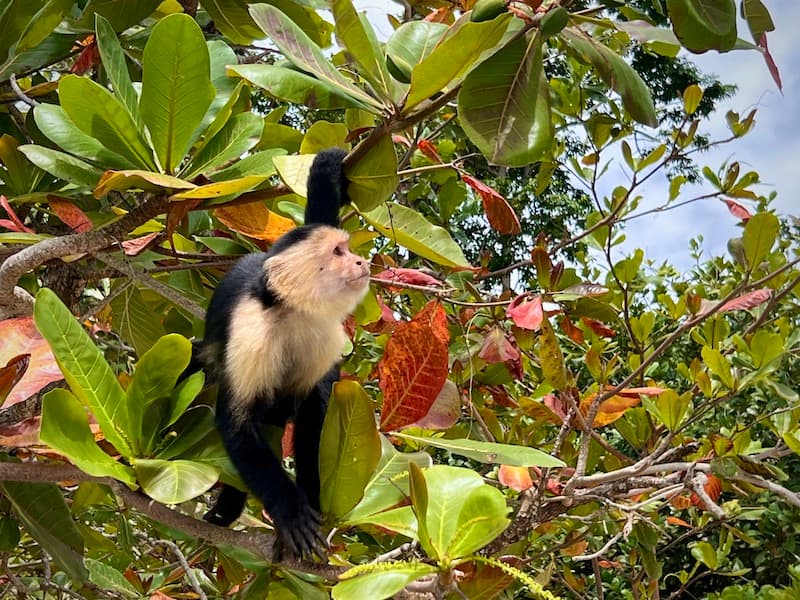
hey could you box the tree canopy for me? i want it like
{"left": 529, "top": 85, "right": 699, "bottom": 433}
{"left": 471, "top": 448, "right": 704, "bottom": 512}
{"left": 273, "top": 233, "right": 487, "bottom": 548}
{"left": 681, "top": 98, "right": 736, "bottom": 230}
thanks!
{"left": 0, "top": 1, "right": 797, "bottom": 598}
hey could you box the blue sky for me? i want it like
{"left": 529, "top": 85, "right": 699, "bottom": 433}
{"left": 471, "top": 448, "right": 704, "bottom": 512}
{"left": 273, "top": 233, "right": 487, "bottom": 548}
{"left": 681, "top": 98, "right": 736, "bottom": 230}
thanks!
{"left": 356, "top": 1, "right": 797, "bottom": 269}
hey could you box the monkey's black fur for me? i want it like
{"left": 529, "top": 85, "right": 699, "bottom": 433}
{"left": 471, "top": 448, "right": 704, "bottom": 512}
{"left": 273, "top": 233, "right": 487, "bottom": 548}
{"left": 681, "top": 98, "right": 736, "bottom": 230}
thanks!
{"left": 189, "top": 148, "right": 366, "bottom": 560}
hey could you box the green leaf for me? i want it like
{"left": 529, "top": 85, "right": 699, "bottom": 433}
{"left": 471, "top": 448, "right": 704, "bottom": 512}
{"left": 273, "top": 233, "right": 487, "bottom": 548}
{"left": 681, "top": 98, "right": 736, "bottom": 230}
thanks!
{"left": 651, "top": 389, "right": 691, "bottom": 432}
{"left": 201, "top": 0, "right": 264, "bottom": 44}
{"left": 8, "top": 0, "right": 72, "bottom": 56}
{"left": 344, "top": 435, "right": 432, "bottom": 523}
{"left": 332, "top": 0, "right": 398, "bottom": 103}
{"left": 0, "top": 460, "right": 87, "bottom": 583}
{"left": 319, "top": 380, "right": 382, "bottom": 518}
{"left": 385, "top": 21, "right": 448, "bottom": 84}
{"left": 347, "top": 133, "right": 398, "bottom": 211}
{"left": 86, "top": 559, "right": 140, "bottom": 598}
{"left": 140, "top": 13, "right": 215, "bottom": 173}
{"left": 77, "top": 0, "right": 161, "bottom": 32}
{"left": 229, "top": 64, "right": 370, "bottom": 110}
{"left": 110, "top": 285, "right": 166, "bottom": 355}
{"left": 249, "top": 4, "right": 382, "bottom": 111}
{"left": 333, "top": 563, "right": 438, "bottom": 600}
{"left": 683, "top": 83, "right": 703, "bottom": 115}
{"left": 126, "top": 334, "right": 192, "bottom": 455}
{"left": 701, "top": 346, "right": 734, "bottom": 389}
{"left": 166, "top": 371, "right": 205, "bottom": 428}
{"left": 741, "top": 0, "right": 774, "bottom": 41}
{"left": 458, "top": 31, "right": 553, "bottom": 167}
{"left": 95, "top": 169, "right": 195, "bottom": 197}
{"left": 156, "top": 405, "right": 217, "bottom": 460}
{"left": 95, "top": 14, "right": 140, "bottom": 127}
{"left": 58, "top": 74, "right": 156, "bottom": 171}
{"left": 184, "top": 112, "right": 263, "bottom": 179}
{"left": 447, "top": 485, "right": 509, "bottom": 557}
{"left": 135, "top": 458, "right": 219, "bottom": 504}
{"left": 742, "top": 212, "right": 779, "bottom": 269}
{"left": 538, "top": 317, "right": 568, "bottom": 390}
{"left": 666, "top": 0, "right": 737, "bottom": 53}
{"left": 300, "top": 121, "right": 350, "bottom": 154}
{"left": 209, "top": 148, "right": 286, "bottom": 181}
{"left": 394, "top": 433, "right": 565, "bottom": 467}
{"left": 362, "top": 203, "right": 469, "bottom": 267}
{"left": 18, "top": 145, "right": 104, "bottom": 188}
{"left": 560, "top": 26, "right": 658, "bottom": 127}
{"left": 406, "top": 14, "right": 513, "bottom": 111}
{"left": 32, "top": 103, "right": 133, "bottom": 169}
{"left": 408, "top": 461, "right": 433, "bottom": 556}
{"left": 691, "top": 540, "right": 718, "bottom": 570}
{"left": 34, "top": 288, "right": 132, "bottom": 456}
{"left": 170, "top": 175, "right": 268, "bottom": 200}
{"left": 40, "top": 388, "right": 137, "bottom": 485}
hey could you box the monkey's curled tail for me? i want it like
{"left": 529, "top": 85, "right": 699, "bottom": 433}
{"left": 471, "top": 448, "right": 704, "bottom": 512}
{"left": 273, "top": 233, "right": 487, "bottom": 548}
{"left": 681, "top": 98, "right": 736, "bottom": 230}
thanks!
{"left": 304, "top": 148, "right": 349, "bottom": 227}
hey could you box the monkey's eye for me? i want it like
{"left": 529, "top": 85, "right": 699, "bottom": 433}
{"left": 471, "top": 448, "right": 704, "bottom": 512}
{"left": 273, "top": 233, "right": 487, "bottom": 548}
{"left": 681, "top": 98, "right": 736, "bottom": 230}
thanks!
{"left": 333, "top": 246, "right": 344, "bottom": 257}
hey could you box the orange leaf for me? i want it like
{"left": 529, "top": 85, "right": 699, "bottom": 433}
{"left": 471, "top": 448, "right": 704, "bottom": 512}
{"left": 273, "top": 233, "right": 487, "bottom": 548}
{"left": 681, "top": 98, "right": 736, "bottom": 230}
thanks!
{"left": 670, "top": 495, "right": 693, "bottom": 510}
{"left": 717, "top": 288, "right": 772, "bottom": 313}
{"left": 418, "top": 139, "right": 443, "bottom": 163}
{"left": 579, "top": 392, "right": 641, "bottom": 427}
{"left": 691, "top": 474, "right": 722, "bottom": 509}
{"left": 378, "top": 302, "right": 449, "bottom": 431}
{"left": 666, "top": 516, "right": 693, "bottom": 528}
{"left": 507, "top": 293, "right": 543, "bottom": 330}
{"left": 0, "top": 317, "right": 62, "bottom": 410}
{"left": 462, "top": 174, "right": 521, "bottom": 235}
{"left": 559, "top": 316, "right": 584, "bottom": 344}
{"left": 166, "top": 199, "right": 201, "bottom": 248}
{"left": 213, "top": 204, "right": 296, "bottom": 242}
{"left": 498, "top": 465, "right": 533, "bottom": 491}
{"left": 121, "top": 232, "right": 159, "bottom": 256}
{"left": 48, "top": 197, "right": 92, "bottom": 233}
{"left": 581, "top": 317, "right": 616, "bottom": 337}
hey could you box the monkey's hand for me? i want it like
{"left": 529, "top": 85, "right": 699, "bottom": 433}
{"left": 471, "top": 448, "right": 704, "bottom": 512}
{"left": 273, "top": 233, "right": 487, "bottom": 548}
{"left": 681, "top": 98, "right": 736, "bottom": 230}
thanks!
{"left": 271, "top": 495, "right": 328, "bottom": 561}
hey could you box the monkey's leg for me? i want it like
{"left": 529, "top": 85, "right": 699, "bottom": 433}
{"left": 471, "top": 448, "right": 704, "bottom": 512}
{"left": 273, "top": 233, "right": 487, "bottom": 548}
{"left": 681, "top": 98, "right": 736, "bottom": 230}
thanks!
{"left": 212, "top": 386, "right": 326, "bottom": 559}
{"left": 204, "top": 485, "right": 247, "bottom": 526}
{"left": 294, "top": 366, "right": 337, "bottom": 513}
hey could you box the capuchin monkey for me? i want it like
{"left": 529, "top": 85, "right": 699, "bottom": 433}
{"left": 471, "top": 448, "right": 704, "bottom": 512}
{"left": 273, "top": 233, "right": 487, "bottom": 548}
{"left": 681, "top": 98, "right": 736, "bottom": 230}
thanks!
{"left": 194, "top": 148, "right": 370, "bottom": 559}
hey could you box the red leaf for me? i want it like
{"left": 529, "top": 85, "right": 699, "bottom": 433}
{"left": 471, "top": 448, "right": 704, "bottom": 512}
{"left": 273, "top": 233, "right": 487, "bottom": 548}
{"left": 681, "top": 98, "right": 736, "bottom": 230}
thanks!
{"left": 121, "top": 232, "right": 160, "bottom": 256}
{"left": 498, "top": 465, "right": 533, "bottom": 491}
{"left": 411, "top": 380, "right": 461, "bottom": 430}
{"left": 559, "top": 316, "right": 584, "bottom": 344}
{"left": 759, "top": 33, "right": 783, "bottom": 92}
{"left": 461, "top": 174, "right": 521, "bottom": 235}
{"left": 581, "top": 317, "right": 616, "bottom": 337}
{"left": 718, "top": 288, "right": 772, "bottom": 313}
{"left": 723, "top": 198, "right": 752, "bottom": 222}
{"left": 690, "top": 474, "right": 723, "bottom": 509}
{"left": 373, "top": 268, "right": 442, "bottom": 290}
{"left": 418, "top": 139, "right": 443, "bottom": 163}
{"left": 543, "top": 393, "right": 568, "bottom": 423}
{"left": 0, "top": 354, "right": 30, "bottom": 404}
{"left": 507, "top": 293, "right": 543, "bottom": 330}
{"left": 0, "top": 317, "right": 62, "bottom": 410}
{"left": 70, "top": 37, "right": 100, "bottom": 74}
{"left": 666, "top": 516, "right": 692, "bottom": 528}
{"left": 479, "top": 327, "right": 520, "bottom": 363}
{"left": 281, "top": 422, "right": 294, "bottom": 459}
{"left": 378, "top": 302, "right": 449, "bottom": 431}
{"left": 0, "top": 195, "right": 34, "bottom": 233}
{"left": 48, "top": 197, "right": 93, "bottom": 233}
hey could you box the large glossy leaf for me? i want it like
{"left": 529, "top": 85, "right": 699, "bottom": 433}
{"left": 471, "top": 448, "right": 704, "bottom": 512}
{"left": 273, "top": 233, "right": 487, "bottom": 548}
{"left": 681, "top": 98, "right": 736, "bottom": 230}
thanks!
{"left": 33, "top": 103, "right": 133, "bottom": 169}
{"left": 156, "top": 405, "right": 216, "bottom": 460}
{"left": 229, "top": 64, "right": 369, "bottom": 110}
{"left": 134, "top": 458, "right": 219, "bottom": 504}
{"left": 77, "top": 0, "right": 161, "bottom": 32}
{"left": 458, "top": 32, "right": 553, "bottom": 167}
{"left": 405, "top": 15, "right": 513, "bottom": 111}
{"left": 34, "top": 288, "right": 132, "bottom": 456}
{"left": 446, "top": 485, "right": 509, "bottom": 557}
{"left": 347, "top": 134, "right": 398, "bottom": 211}
{"left": 125, "top": 334, "right": 192, "bottom": 455}
{"left": 86, "top": 559, "right": 140, "bottom": 599}
{"left": 140, "top": 14, "right": 214, "bottom": 173}
{"left": 40, "top": 388, "right": 137, "bottom": 485}
{"left": 0, "top": 460, "right": 87, "bottom": 582}
{"left": 184, "top": 112, "right": 263, "bottom": 179}
{"left": 666, "top": 0, "right": 737, "bottom": 52}
{"left": 171, "top": 175, "right": 268, "bottom": 200}
{"left": 560, "top": 27, "right": 658, "bottom": 127}
{"left": 0, "top": 32, "right": 74, "bottom": 84}
{"left": 202, "top": 0, "right": 264, "bottom": 44}
{"left": 109, "top": 285, "right": 166, "bottom": 356}
{"left": 95, "top": 14, "right": 140, "bottom": 127}
{"left": 332, "top": 0, "right": 398, "bottom": 103}
{"left": 344, "top": 435, "right": 432, "bottom": 523}
{"left": 333, "top": 563, "right": 438, "bottom": 600}
{"left": 395, "top": 433, "right": 565, "bottom": 467}
{"left": 362, "top": 203, "right": 469, "bottom": 267}
{"left": 385, "top": 21, "right": 447, "bottom": 84}
{"left": 58, "top": 75, "right": 156, "bottom": 170}
{"left": 94, "top": 170, "right": 195, "bottom": 197}
{"left": 319, "top": 381, "right": 382, "bottom": 518}
{"left": 0, "top": 0, "right": 72, "bottom": 58}
{"left": 249, "top": 4, "right": 382, "bottom": 112}
{"left": 18, "top": 145, "right": 104, "bottom": 187}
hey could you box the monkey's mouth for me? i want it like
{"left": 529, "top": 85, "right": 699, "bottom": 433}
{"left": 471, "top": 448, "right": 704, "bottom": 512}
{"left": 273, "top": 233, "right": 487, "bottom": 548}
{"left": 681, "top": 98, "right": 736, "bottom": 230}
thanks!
{"left": 347, "top": 272, "right": 370, "bottom": 286}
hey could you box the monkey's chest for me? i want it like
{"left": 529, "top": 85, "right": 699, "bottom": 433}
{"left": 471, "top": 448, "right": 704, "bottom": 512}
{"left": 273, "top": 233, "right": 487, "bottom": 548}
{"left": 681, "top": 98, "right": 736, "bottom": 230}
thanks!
{"left": 224, "top": 298, "right": 345, "bottom": 403}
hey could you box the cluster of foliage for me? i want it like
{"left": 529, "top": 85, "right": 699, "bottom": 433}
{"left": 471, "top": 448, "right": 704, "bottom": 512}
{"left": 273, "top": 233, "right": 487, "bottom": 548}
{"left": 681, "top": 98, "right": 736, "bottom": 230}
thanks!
{"left": 0, "top": 0, "right": 797, "bottom": 598}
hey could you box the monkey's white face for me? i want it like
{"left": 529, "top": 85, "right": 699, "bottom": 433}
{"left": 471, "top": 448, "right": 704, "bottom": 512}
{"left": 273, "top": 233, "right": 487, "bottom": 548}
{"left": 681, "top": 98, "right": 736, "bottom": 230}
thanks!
{"left": 266, "top": 226, "right": 370, "bottom": 318}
